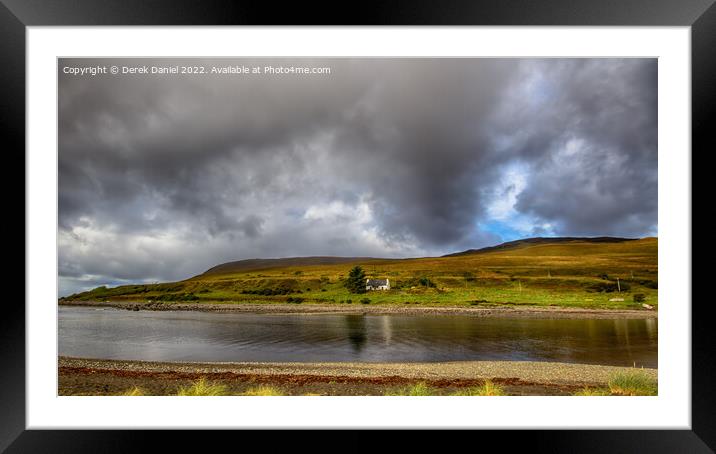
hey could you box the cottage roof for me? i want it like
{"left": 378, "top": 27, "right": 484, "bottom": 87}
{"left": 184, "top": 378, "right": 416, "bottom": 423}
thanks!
{"left": 367, "top": 279, "right": 388, "bottom": 286}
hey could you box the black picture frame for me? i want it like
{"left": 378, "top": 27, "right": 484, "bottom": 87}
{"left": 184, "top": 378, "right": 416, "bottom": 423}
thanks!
{"left": 4, "top": 0, "right": 711, "bottom": 451}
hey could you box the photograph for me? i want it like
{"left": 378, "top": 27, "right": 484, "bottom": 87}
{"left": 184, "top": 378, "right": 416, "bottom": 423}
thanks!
{"left": 3, "top": 0, "right": 708, "bottom": 446}
{"left": 57, "top": 57, "right": 659, "bottom": 398}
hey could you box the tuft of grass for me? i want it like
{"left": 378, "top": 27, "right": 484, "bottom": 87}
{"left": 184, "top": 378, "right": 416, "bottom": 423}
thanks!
{"left": 243, "top": 385, "right": 284, "bottom": 396}
{"left": 122, "top": 386, "right": 146, "bottom": 396}
{"left": 384, "top": 382, "right": 436, "bottom": 396}
{"left": 451, "top": 380, "right": 506, "bottom": 396}
{"left": 176, "top": 378, "right": 228, "bottom": 396}
{"left": 573, "top": 387, "right": 611, "bottom": 396}
{"left": 608, "top": 369, "right": 657, "bottom": 396}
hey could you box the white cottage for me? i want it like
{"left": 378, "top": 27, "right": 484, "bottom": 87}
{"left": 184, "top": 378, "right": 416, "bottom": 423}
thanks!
{"left": 366, "top": 278, "right": 390, "bottom": 291}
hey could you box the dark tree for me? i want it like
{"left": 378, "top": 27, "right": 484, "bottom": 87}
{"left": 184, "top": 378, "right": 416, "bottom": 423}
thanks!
{"left": 344, "top": 266, "right": 367, "bottom": 294}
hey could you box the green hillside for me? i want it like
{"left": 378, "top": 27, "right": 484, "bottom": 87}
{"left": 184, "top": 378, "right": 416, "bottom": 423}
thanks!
{"left": 62, "top": 237, "right": 658, "bottom": 310}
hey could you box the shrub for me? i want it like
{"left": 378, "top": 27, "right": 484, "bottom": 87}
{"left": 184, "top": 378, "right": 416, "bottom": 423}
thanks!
{"left": 586, "top": 281, "right": 630, "bottom": 293}
{"left": 633, "top": 293, "right": 646, "bottom": 303}
{"left": 608, "top": 370, "right": 657, "bottom": 396}
{"left": 156, "top": 293, "right": 196, "bottom": 301}
{"left": 244, "top": 287, "right": 294, "bottom": 296}
{"left": 360, "top": 298, "right": 371, "bottom": 305}
{"left": 418, "top": 277, "right": 436, "bottom": 288}
{"left": 286, "top": 297, "right": 304, "bottom": 304}
{"left": 177, "top": 378, "right": 228, "bottom": 396}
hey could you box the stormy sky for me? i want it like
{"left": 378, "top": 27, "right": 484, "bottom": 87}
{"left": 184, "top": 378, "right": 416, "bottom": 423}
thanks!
{"left": 58, "top": 58, "right": 657, "bottom": 296}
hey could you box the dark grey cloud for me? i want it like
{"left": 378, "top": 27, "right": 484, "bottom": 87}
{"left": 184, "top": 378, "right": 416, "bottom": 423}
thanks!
{"left": 58, "top": 58, "right": 657, "bottom": 295}
{"left": 502, "top": 59, "right": 657, "bottom": 236}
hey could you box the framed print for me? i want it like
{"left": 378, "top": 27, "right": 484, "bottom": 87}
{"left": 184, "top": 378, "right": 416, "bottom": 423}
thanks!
{"left": 5, "top": 0, "right": 712, "bottom": 450}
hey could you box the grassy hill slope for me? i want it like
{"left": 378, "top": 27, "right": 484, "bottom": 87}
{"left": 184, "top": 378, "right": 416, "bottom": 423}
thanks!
{"left": 442, "top": 236, "right": 637, "bottom": 257}
{"left": 63, "top": 237, "right": 658, "bottom": 310}
{"left": 202, "top": 256, "right": 386, "bottom": 276}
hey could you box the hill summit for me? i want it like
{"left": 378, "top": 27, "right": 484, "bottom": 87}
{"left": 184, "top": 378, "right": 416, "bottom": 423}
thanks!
{"left": 443, "top": 236, "right": 638, "bottom": 257}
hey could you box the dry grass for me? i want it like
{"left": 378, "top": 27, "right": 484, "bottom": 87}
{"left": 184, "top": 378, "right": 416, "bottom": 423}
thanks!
{"left": 122, "top": 386, "right": 146, "bottom": 396}
{"left": 243, "top": 385, "right": 284, "bottom": 396}
{"left": 572, "top": 387, "right": 611, "bottom": 396}
{"left": 608, "top": 369, "right": 658, "bottom": 396}
{"left": 384, "top": 382, "right": 436, "bottom": 396}
{"left": 451, "top": 380, "right": 506, "bottom": 396}
{"left": 176, "top": 378, "right": 228, "bottom": 396}
{"left": 572, "top": 369, "right": 657, "bottom": 396}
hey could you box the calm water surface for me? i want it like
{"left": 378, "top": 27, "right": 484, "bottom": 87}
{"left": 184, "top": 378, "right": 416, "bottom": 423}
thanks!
{"left": 58, "top": 306, "right": 657, "bottom": 367}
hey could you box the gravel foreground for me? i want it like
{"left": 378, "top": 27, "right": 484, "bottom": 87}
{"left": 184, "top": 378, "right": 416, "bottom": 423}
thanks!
{"left": 59, "top": 356, "right": 657, "bottom": 384}
{"left": 60, "top": 300, "right": 657, "bottom": 319}
{"left": 59, "top": 356, "right": 657, "bottom": 396}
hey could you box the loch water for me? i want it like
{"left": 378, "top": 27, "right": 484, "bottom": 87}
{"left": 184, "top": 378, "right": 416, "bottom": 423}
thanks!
{"left": 58, "top": 306, "right": 657, "bottom": 367}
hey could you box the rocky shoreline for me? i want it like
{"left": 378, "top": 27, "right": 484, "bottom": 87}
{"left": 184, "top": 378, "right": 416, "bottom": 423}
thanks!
{"left": 59, "top": 300, "right": 657, "bottom": 319}
{"left": 58, "top": 356, "right": 658, "bottom": 396}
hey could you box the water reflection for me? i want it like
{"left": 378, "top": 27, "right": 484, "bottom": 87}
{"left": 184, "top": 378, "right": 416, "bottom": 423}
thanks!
{"left": 58, "top": 306, "right": 658, "bottom": 367}
{"left": 380, "top": 315, "right": 393, "bottom": 345}
{"left": 344, "top": 315, "right": 367, "bottom": 353}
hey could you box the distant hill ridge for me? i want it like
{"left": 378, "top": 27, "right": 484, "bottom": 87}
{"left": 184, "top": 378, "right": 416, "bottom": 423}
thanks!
{"left": 201, "top": 256, "right": 384, "bottom": 276}
{"left": 442, "top": 236, "right": 639, "bottom": 257}
{"left": 202, "top": 237, "right": 640, "bottom": 276}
